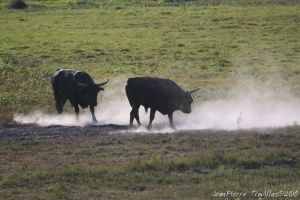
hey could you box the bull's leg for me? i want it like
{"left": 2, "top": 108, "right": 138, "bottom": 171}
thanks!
{"left": 90, "top": 106, "right": 97, "bottom": 123}
{"left": 129, "top": 108, "right": 135, "bottom": 127}
{"left": 55, "top": 101, "right": 63, "bottom": 114}
{"left": 134, "top": 106, "right": 141, "bottom": 126}
{"left": 129, "top": 106, "right": 141, "bottom": 127}
{"left": 53, "top": 93, "right": 65, "bottom": 114}
{"left": 74, "top": 104, "right": 80, "bottom": 121}
{"left": 168, "top": 113, "right": 176, "bottom": 129}
{"left": 147, "top": 109, "right": 156, "bottom": 130}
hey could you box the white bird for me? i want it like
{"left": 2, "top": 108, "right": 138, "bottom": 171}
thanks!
{"left": 236, "top": 112, "right": 243, "bottom": 128}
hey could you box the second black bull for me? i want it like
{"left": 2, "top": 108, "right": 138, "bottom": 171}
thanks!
{"left": 126, "top": 77, "right": 199, "bottom": 129}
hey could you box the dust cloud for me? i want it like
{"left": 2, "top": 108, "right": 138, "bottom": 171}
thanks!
{"left": 14, "top": 77, "right": 300, "bottom": 131}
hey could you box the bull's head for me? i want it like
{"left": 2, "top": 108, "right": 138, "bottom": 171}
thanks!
{"left": 77, "top": 79, "right": 109, "bottom": 107}
{"left": 180, "top": 88, "right": 200, "bottom": 114}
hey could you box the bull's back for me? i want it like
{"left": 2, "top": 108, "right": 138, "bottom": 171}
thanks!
{"left": 126, "top": 77, "right": 160, "bottom": 102}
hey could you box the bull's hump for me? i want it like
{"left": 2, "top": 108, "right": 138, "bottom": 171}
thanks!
{"left": 74, "top": 71, "right": 94, "bottom": 84}
{"left": 63, "top": 69, "right": 79, "bottom": 74}
{"left": 53, "top": 69, "right": 78, "bottom": 77}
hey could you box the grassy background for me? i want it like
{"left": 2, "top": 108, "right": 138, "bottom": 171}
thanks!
{"left": 0, "top": 0, "right": 299, "bottom": 120}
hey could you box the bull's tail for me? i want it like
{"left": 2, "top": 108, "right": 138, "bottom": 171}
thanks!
{"left": 125, "top": 83, "right": 133, "bottom": 107}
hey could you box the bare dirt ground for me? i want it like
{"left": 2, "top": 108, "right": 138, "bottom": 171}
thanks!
{"left": 0, "top": 123, "right": 131, "bottom": 139}
{"left": 1, "top": 121, "right": 300, "bottom": 140}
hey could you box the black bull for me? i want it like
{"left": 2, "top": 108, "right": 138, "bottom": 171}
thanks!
{"left": 126, "top": 77, "right": 199, "bottom": 129}
{"left": 51, "top": 69, "right": 108, "bottom": 122}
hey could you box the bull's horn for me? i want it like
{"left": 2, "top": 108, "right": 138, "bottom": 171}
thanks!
{"left": 96, "top": 79, "right": 109, "bottom": 87}
{"left": 188, "top": 88, "right": 200, "bottom": 94}
{"left": 77, "top": 82, "right": 88, "bottom": 87}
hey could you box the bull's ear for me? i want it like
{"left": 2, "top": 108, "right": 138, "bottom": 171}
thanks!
{"left": 94, "top": 84, "right": 104, "bottom": 92}
{"left": 96, "top": 79, "right": 109, "bottom": 87}
{"left": 97, "top": 87, "right": 104, "bottom": 92}
{"left": 188, "top": 88, "right": 200, "bottom": 94}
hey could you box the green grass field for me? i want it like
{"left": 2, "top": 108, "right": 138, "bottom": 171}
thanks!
{"left": 0, "top": 0, "right": 299, "bottom": 119}
{"left": 0, "top": 1, "right": 300, "bottom": 199}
